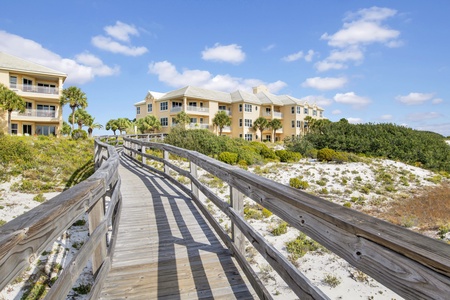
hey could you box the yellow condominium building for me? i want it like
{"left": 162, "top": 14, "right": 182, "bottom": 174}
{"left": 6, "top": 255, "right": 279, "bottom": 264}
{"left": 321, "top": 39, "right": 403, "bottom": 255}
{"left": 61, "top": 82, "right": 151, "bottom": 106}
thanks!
{"left": 135, "top": 85, "right": 324, "bottom": 141}
{"left": 0, "top": 52, "right": 67, "bottom": 136}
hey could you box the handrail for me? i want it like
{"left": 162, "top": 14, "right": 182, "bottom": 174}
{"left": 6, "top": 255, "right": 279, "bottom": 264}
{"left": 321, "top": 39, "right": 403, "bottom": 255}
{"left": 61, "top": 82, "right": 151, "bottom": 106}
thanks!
{"left": 123, "top": 135, "right": 450, "bottom": 300}
{"left": 0, "top": 138, "right": 122, "bottom": 299}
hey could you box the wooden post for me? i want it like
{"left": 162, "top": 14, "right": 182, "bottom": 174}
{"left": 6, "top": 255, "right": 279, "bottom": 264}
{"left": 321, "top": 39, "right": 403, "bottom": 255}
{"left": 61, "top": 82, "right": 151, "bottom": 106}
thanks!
{"left": 94, "top": 142, "right": 100, "bottom": 170}
{"left": 230, "top": 186, "right": 245, "bottom": 253}
{"left": 141, "top": 145, "right": 146, "bottom": 165}
{"left": 88, "top": 197, "right": 107, "bottom": 275}
{"left": 164, "top": 150, "right": 170, "bottom": 175}
{"left": 190, "top": 162, "right": 199, "bottom": 199}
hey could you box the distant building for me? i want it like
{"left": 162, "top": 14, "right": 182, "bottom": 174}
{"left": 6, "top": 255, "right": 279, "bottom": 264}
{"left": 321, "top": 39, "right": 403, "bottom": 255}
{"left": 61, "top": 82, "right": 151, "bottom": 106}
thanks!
{"left": 0, "top": 52, "right": 67, "bottom": 136}
{"left": 134, "top": 85, "right": 324, "bottom": 141}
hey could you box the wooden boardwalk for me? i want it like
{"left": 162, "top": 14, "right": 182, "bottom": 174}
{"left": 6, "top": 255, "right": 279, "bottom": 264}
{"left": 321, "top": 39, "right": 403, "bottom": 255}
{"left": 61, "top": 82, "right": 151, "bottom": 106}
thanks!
{"left": 99, "top": 153, "right": 256, "bottom": 299}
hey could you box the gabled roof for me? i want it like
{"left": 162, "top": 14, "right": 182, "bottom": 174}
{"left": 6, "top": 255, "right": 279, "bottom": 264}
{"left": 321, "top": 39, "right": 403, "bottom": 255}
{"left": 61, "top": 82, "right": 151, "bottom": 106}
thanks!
{"left": 158, "top": 86, "right": 231, "bottom": 103}
{"left": 0, "top": 52, "right": 67, "bottom": 78}
{"left": 255, "top": 91, "right": 284, "bottom": 105}
{"left": 230, "top": 90, "right": 260, "bottom": 104}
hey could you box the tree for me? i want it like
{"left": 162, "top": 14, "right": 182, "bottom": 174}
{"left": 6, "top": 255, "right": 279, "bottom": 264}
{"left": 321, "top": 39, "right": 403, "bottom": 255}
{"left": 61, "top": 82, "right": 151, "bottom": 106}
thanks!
{"left": 252, "top": 117, "right": 268, "bottom": 141}
{"left": 106, "top": 119, "right": 119, "bottom": 135}
{"left": 174, "top": 111, "right": 191, "bottom": 127}
{"left": 212, "top": 110, "right": 231, "bottom": 135}
{"left": 136, "top": 115, "right": 161, "bottom": 133}
{"left": 60, "top": 86, "right": 88, "bottom": 132}
{"left": 268, "top": 119, "right": 282, "bottom": 142}
{"left": 0, "top": 83, "right": 25, "bottom": 135}
{"left": 116, "top": 118, "right": 132, "bottom": 135}
{"left": 68, "top": 108, "right": 91, "bottom": 130}
{"left": 85, "top": 116, "right": 103, "bottom": 138}
{"left": 61, "top": 121, "right": 72, "bottom": 136}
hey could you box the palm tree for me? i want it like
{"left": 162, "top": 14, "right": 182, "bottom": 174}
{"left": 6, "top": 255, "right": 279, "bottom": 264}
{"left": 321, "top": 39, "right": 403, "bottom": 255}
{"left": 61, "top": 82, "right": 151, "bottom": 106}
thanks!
{"left": 68, "top": 108, "right": 91, "bottom": 130}
{"left": 61, "top": 121, "right": 71, "bottom": 136}
{"left": 0, "top": 83, "right": 25, "bottom": 135}
{"left": 252, "top": 117, "right": 268, "bottom": 141}
{"left": 116, "top": 118, "right": 132, "bottom": 135}
{"left": 268, "top": 119, "right": 282, "bottom": 142}
{"left": 60, "top": 86, "right": 88, "bottom": 132}
{"left": 174, "top": 111, "right": 191, "bottom": 128}
{"left": 85, "top": 116, "right": 103, "bottom": 138}
{"left": 136, "top": 115, "right": 161, "bottom": 133}
{"left": 106, "top": 119, "right": 119, "bottom": 135}
{"left": 212, "top": 110, "right": 231, "bottom": 135}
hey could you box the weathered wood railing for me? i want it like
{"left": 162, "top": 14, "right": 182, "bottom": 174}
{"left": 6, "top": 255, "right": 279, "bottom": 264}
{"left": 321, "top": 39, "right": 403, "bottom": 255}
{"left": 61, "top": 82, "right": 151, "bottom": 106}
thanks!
{"left": 0, "top": 138, "right": 122, "bottom": 299}
{"left": 123, "top": 135, "right": 450, "bottom": 300}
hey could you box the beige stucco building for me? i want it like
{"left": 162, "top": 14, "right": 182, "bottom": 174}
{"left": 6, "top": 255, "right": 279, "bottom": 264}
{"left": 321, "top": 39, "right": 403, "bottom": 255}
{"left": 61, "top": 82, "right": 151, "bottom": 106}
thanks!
{"left": 135, "top": 85, "right": 324, "bottom": 141}
{"left": 0, "top": 52, "right": 67, "bottom": 136}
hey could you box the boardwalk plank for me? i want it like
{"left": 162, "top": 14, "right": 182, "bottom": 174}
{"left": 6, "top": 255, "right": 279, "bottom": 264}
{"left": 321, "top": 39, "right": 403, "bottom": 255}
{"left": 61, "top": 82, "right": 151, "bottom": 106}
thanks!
{"left": 99, "top": 154, "right": 256, "bottom": 299}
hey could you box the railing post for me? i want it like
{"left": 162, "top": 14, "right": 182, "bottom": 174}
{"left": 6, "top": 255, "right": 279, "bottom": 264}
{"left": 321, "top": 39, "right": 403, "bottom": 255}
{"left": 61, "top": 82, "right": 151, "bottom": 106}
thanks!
{"left": 88, "top": 196, "right": 107, "bottom": 275}
{"left": 230, "top": 186, "right": 245, "bottom": 253}
{"left": 141, "top": 144, "right": 146, "bottom": 165}
{"left": 94, "top": 142, "right": 101, "bottom": 170}
{"left": 190, "top": 162, "right": 199, "bottom": 199}
{"left": 163, "top": 150, "right": 170, "bottom": 175}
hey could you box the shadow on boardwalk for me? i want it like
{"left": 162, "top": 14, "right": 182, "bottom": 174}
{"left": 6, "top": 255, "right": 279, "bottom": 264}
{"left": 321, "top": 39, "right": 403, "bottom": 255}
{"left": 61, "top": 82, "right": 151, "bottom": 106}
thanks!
{"left": 100, "top": 153, "right": 255, "bottom": 299}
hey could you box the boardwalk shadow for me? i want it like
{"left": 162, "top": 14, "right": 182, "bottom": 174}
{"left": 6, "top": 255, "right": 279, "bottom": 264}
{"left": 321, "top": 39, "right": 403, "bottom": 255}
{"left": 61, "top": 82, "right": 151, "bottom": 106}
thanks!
{"left": 120, "top": 154, "right": 255, "bottom": 299}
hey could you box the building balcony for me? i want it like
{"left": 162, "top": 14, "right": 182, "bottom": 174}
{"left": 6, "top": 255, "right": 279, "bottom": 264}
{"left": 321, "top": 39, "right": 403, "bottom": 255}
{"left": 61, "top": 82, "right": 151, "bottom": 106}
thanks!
{"left": 187, "top": 123, "right": 209, "bottom": 129}
{"left": 186, "top": 106, "right": 209, "bottom": 114}
{"left": 170, "top": 106, "right": 183, "bottom": 113}
{"left": 12, "top": 109, "right": 58, "bottom": 121}
{"left": 218, "top": 109, "right": 232, "bottom": 116}
{"left": 263, "top": 112, "right": 283, "bottom": 118}
{"left": 10, "top": 84, "right": 60, "bottom": 96}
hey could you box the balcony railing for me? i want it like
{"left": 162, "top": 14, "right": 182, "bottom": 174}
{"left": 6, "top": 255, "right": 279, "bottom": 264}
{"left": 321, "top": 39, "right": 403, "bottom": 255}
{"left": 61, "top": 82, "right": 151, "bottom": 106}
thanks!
{"left": 218, "top": 109, "right": 232, "bottom": 116}
{"left": 264, "top": 112, "right": 283, "bottom": 118}
{"left": 187, "top": 123, "right": 209, "bottom": 129}
{"left": 186, "top": 106, "right": 209, "bottom": 113}
{"left": 10, "top": 84, "right": 59, "bottom": 95}
{"left": 170, "top": 106, "right": 183, "bottom": 113}
{"left": 14, "top": 109, "right": 56, "bottom": 118}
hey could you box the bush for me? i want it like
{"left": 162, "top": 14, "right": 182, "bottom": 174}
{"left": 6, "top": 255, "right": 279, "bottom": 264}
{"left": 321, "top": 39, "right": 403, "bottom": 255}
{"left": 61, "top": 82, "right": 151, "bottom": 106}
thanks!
{"left": 317, "top": 148, "right": 336, "bottom": 162}
{"left": 262, "top": 207, "right": 272, "bottom": 218}
{"left": 271, "top": 221, "right": 288, "bottom": 236}
{"left": 275, "top": 150, "right": 302, "bottom": 162}
{"left": 289, "top": 177, "right": 309, "bottom": 190}
{"left": 71, "top": 129, "right": 88, "bottom": 140}
{"left": 218, "top": 152, "right": 238, "bottom": 165}
{"left": 285, "top": 233, "right": 321, "bottom": 259}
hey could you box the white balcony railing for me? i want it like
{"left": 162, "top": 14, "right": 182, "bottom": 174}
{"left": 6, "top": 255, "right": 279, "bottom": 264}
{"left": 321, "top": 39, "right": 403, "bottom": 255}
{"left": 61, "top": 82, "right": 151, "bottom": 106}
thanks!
{"left": 170, "top": 106, "right": 183, "bottom": 113}
{"left": 14, "top": 109, "right": 56, "bottom": 118}
{"left": 10, "top": 84, "right": 59, "bottom": 95}
{"left": 218, "top": 109, "right": 232, "bottom": 116}
{"left": 186, "top": 106, "right": 209, "bottom": 113}
{"left": 188, "top": 123, "right": 209, "bottom": 129}
{"left": 263, "top": 111, "right": 283, "bottom": 118}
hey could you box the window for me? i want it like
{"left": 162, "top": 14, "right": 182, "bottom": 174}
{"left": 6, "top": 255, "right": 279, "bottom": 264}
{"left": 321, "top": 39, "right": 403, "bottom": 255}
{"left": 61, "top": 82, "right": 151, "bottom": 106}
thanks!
{"left": 190, "top": 118, "right": 197, "bottom": 124}
{"left": 304, "top": 108, "right": 309, "bottom": 115}
{"left": 320, "top": 111, "right": 323, "bottom": 117}
{"left": 148, "top": 103, "right": 153, "bottom": 112}
{"left": 160, "top": 117, "right": 168, "bottom": 126}
{"left": 239, "top": 134, "right": 243, "bottom": 138}
{"left": 136, "top": 107, "right": 141, "bottom": 114}
{"left": 245, "top": 119, "right": 252, "bottom": 127}
{"left": 23, "top": 78, "right": 33, "bottom": 91}
{"left": 265, "top": 135, "right": 271, "bottom": 142}
{"left": 266, "top": 107, "right": 271, "bottom": 114}
{"left": 9, "top": 76, "right": 17, "bottom": 89}
{"left": 11, "top": 124, "right": 18, "bottom": 135}
{"left": 37, "top": 105, "right": 56, "bottom": 117}
{"left": 239, "top": 119, "right": 243, "bottom": 127}
{"left": 297, "top": 120, "right": 301, "bottom": 128}
{"left": 291, "top": 106, "right": 295, "bottom": 114}
{"left": 313, "top": 110, "right": 317, "bottom": 116}
{"left": 244, "top": 104, "right": 252, "bottom": 112}
{"left": 160, "top": 102, "right": 168, "bottom": 111}
{"left": 297, "top": 106, "right": 301, "bottom": 114}
{"left": 219, "top": 105, "right": 226, "bottom": 110}
{"left": 291, "top": 120, "right": 295, "bottom": 128}
{"left": 239, "top": 104, "right": 242, "bottom": 112}
{"left": 36, "top": 125, "right": 56, "bottom": 136}
{"left": 172, "top": 102, "right": 182, "bottom": 108}
{"left": 200, "top": 118, "right": 204, "bottom": 124}
{"left": 26, "top": 102, "right": 32, "bottom": 109}
{"left": 244, "top": 134, "right": 253, "bottom": 141}
{"left": 189, "top": 102, "right": 197, "bottom": 107}
{"left": 23, "top": 124, "right": 32, "bottom": 135}
{"left": 37, "top": 83, "right": 56, "bottom": 93}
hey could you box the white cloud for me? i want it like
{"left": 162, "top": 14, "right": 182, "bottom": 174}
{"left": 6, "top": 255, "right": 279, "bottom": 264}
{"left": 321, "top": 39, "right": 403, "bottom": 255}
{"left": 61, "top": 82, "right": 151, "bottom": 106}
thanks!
{"left": 262, "top": 44, "right": 276, "bottom": 52}
{"left": 283, "top": 49, "right": 315, "bottom": 62}
{"left": 347, "top": 117, "right": 364, "bottom": 124}
{"left": 406, "top": 112, "right": 443, "bottom": 122}
{"left": 302, "top": 77, "right": 347, "bottom": 90}
{"left": 91, "top": 35, "right": 148, "bottom": 56}
{"left": 304, "top": 50, "right": 316, "bottom": 62}
{"left": 201, "top": 43, "right": 246, "bottom": 64}
{"left": 148, "top": 60, "right": 286, "bottom": 93}
{"left": 380, "top": 114, "right": 393, "bottom": 120}
{"left": 0, "top": 30, "right": 119, "bottom": 84}
{"left": 432, "top": 98, "right": 443, "bottom": 104}
{"left": 317, "top": 6, "right": 401, "bottom": 72}
{"left": 395, "top": 92, "right": 434, "bottom": 105}
{"left": 301, "top": 95, "right": 333, "bottom": 107}
{"left": 104, "top": 21, "right": 139, "bottom": 42}
{"left": 334, "top": 92, "right": 371, "bottom": 108}
{"left": 332, "top": 109, "right": 342, "bottom": 115}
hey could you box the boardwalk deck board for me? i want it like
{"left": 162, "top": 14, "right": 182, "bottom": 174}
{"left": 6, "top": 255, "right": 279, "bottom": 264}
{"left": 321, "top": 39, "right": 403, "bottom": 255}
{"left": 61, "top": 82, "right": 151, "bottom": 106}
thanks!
{"left": 99, "top": 154, "right": 256, "bottom": 299}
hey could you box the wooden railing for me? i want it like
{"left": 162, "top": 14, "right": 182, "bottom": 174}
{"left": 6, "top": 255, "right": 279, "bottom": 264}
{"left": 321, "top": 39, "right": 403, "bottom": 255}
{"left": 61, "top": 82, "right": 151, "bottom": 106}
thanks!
{"left": 0, "top": 138, "right": 122, "bottom": 299}
{"left": 123, "top": 135, "right": 450, "bottom": 300}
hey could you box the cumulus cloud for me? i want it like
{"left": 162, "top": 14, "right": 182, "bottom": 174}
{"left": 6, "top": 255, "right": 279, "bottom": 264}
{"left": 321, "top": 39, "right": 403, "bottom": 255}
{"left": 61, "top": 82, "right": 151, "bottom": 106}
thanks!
{"left": 0, "top": 30, "right": 119, "bottom": 84}
{"left": 282, "top": 50, "right": 315, "bottom": 62}
{"left": 406, "top": 112, "right": 443, "bottom": 122}
{"left": 380, "top": 114, "right": 393, "bottom": 120}
{"left": 432, "top": 98, "right": 443, "bottom": 104}
{"left": 201, "top": 43, "right": 246, "bottom": 64}
{"left": 332, "top": 109, "right": 342, "bottom": 115}
{"left": 301, "top": 95, "right": 333, "bottom": 107}
{"left": 302, "top": 77, "right": 347, "bottom": 90}
{"left": 395, "top": 92, "right": 434, "bottom": 105}
{"left": 347, "top": 117, "right": 364, "bottom": 124}
{"left": 316, "top": 6, "right": 401, "bottom": 72}
{"left": 334, "top": 92, "right": 371, "bottom": 108}
{"left": 92, "top": 21, "right": 148, "bottom": 56}
{"left": 148, "top": 60, "right": 286, "bottom": 93}
{"left": 262, "top": 44, "right": 276, "bottom": 52}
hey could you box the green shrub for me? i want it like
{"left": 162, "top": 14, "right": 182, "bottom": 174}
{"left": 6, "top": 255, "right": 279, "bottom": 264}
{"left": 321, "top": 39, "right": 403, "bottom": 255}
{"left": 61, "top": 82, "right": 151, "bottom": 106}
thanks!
{"left": 285, "top": 233, "right": 321, "bottom": 260}
{"left": 218, "top": 151, "right": 238, "bottom": 165}
{"left": 262, "top": 208, "right": 272, "bottom": 218}
{"left": 33, "top": 193, "right": 46, "bottom": 203}
{"left": 271, "top": 221, "right": 288, "bottom": 236}
{"left": 343, "top": 202, "right": 352, "bottom": 208}
{"left": 244, "top": 206, "right": 263, "bottom": 220}
{"left": 275, "top": 150, "right": 302, "bottom": 162}
{"left": 289, "top": 177, "right": 309, "bottom": 189}
{"left": 71, "top": 129, "right": 88, "bottom": 140}
{"left": 317, "top": 148, "right": 336, "bottom": 162}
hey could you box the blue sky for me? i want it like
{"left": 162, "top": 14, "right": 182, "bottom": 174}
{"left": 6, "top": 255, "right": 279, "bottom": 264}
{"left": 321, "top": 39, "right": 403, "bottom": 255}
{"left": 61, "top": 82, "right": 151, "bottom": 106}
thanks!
{"left": 1, "top": 1, "right": 449, "bottom": 136}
